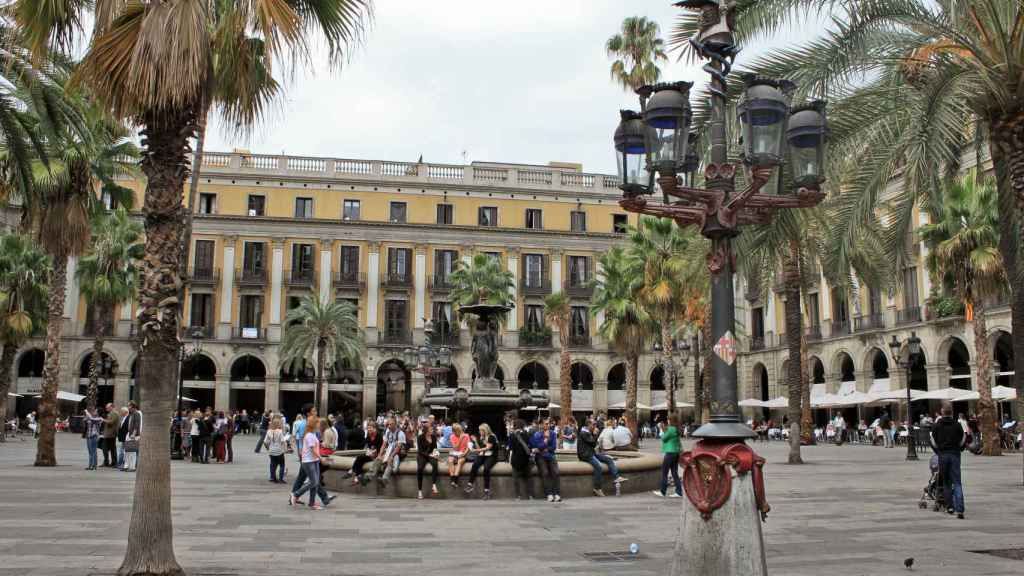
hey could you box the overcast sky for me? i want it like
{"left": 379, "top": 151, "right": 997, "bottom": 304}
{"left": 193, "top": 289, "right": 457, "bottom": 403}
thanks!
{"left": 204, "top": 1, "right": 823, "bottom": 175}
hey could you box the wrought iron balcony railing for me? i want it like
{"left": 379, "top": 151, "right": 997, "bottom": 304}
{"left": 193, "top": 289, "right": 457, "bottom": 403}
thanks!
{"left": 897, "top": 306, "right": 922, "bottom": 326}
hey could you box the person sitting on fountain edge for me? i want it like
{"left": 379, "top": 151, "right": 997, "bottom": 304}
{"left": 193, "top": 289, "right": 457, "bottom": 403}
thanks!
{"left": 578, "top": 417, "right": 627, "bottom": 496}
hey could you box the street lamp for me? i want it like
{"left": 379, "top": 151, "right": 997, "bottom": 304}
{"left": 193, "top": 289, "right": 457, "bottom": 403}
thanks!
{"left": 172, "top": 327, "right": 204, "bottom": 460}
{"left": 888, "top": 332, "right": 923, "bottom": 461}
{"left": 403, "top": 319, "right": 453, "bottom": 403}
{"left": 614, "top": 110, "right": 652, "bottom": 197}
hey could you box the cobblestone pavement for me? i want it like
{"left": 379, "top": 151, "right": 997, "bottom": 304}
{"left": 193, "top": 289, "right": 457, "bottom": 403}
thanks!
{"left": 1, "top": 433, "right": 1022, "bottom": 576}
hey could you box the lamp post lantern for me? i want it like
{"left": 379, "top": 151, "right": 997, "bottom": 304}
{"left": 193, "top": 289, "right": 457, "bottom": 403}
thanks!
{"left": 613, "top": 3, "right": 829, "bottom": 573}
{"left": 889, "top": 332, "right": 922, "bottom": 461}
{"left": 404, "top": 319, "right": 453, "bottom": 411}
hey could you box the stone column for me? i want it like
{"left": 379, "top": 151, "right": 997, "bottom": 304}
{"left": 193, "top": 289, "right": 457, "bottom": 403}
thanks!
{"left": 215, "top": 378, "right": 231, "bottom": 412}
{"left": 506, "top": 249, "right": 519, "bottom": 331}
{"left": 594, "top": 379, "right": 608, "bottom": 414}
{"left": 366, "top": 243, "right": 380, "bottom": 332}
{"left": 268, "top": 238, "right": 284, "bottom": 342}
{"left": 551, "top": 249, "right": 563, "bottom": 294}
{"left": 410, "top": 372, "right": 426, "bottom": 414}
{"left": 362, "top": 371, "right": 377, "bottom": 419}
{"left": 264, "top": 376, "right": 280, "bottom": 412}
{"left": 414, "top": 245, "right": 426, "bottom": 329}
{"left": 319, "top": 240, "right": 333, "bottom": 304}
{"left": 217, "top": 236, "right": 236, "bottom": 340}
{"left": 63, "top": 256, "right": 80, "bottom": 335}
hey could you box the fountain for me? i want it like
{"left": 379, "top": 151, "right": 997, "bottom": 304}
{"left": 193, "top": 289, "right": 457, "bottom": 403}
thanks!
{"left": 420, "top": 303, "right": 548, "bottom": 436}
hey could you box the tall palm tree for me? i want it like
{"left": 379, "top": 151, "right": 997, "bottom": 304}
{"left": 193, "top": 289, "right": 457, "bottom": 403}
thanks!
{"left": 591, "top": 246, "right": 648, "bottom": 443}
{"left": 543, "top": 292, "right": 572, "bottom": 420}
{"left": 280, "top": 295, "right": 364, "bottom": 416}
{"left": 76, "top": 207, "right": 143, "bottom": 410}
{"left": 920, "top": 170, "right": 1006, "bottom": 456}
{"left": 449, "top": 253, "right": 515, "bottom": 316}
{"left": 0, "top": 234, "right": 49, "bottom": 440}
{"left": 606, "top": 16, "right": 668, "bottom": 92}
{"left": 628, "top": 217, "right": 702, "bottom": 418}
{"left": 13, "top": 2, "right": 372, "bottom": 570}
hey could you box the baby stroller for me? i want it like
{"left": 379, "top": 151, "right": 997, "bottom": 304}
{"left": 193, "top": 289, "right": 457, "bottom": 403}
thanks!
{"left": 919, "top": 454, "right": 947, "bottom": 511}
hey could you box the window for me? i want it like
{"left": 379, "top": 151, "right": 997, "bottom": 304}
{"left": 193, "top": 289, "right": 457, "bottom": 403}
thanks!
{"left": 242, "top": 242, "right": 266, "bottom": 273}
{"left": 478, "top": 206, "right": 498, "bottom": 227}
{"left": 613, "top": 214, "right": 628, "bottom": 234}
{"left": 287, "top": 296, "right": 303, "bottom": 326}
{"left": 435, "top": 250, "right": 458, "bottom": 279}
{"left": 390, "top": 202, "right": 407, "bottom": 223}
{"left": 806, "top": 293, "right": 820, "bottom": 327}
{"left": 903, "top": 267, "right": 920, "bottom": 309}
{"left": 340, "top": 246, "right": 359, "bottom": 279}
{"left": 388, "top": 247, "right": 411, "bottom": 279}
{"left": 570, "top": 306, "right": 589, "bottom": 337}
{"left": 751, "top": 307, "right": 764, "bottom": 338}
{"left": 570, "top": 210, "right": 587, "bottom": 232}
{"left": 831, "top": 288, "right": 849, "bottom": 323}
{"left": 524, "top": 254, "right": 544, "bottom": 287}
{"left": 484, "top": 251, "right": 502, "bottom": 264}
{"left": 291, "top": 243, "right": 315, "bottom": 281}
{"left": 101, "top": 190, "right": 114, "bottom": 210}
{"left": 385, "top": 300, "right": 408, "bottom": 336}
{"left": 240, "top": 295, "right": 263, "bottom": 328}
{"left": 189, "top": 294, "right": 213, "bottom": 331}
{"left": 568, "top": 256, "right": 589, "bottom": 286}
{"left": 198, "top": 193, "right": 217, "bottom": 215}
{"left": 436, "top": 203, "right": 454, "bottom": 225}
{"left": 294, "top": 197, "right": 313, "bottom": 218}
{"left": 868, "top": 287, "right": 882, "bottom": 316}
{"left": 247, "top": 195, "right": 265, "bottom": 217}
{"left": 525, "top": 209, "right": 543, "bottom": 230}
{"left": 193, "top": 240, "right": 215, "bottom": 275}
{"left": 525, "top": 305, "right": 544, "bottom": 331}
{"left": 343, "top": 199, "right": 360, "bottom": 221}
{"left": 432, "top": 301, "right": 454, "bottom": 336}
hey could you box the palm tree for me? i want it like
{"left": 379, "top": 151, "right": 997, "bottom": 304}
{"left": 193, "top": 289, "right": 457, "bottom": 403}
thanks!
{"left": 449, "top": 253, "right": 515, "bottom": 315}
{"left": 543, "top": 292, "right": 572, "bottom": 420}
{"left": 14, "top": 2, "right": 371, "bottom": 570}
{"left": 280, "top": 295, "right": 364, "bottom": 416}
{"left": 920, "top": 170, "right": 1006, "bottom": 456}
{"left": 591, "top": 246, "right": 648, "bottom": 443}
{"left": 606, "top": 16, "right": 668, "bottom": 92}
{"left": 628, "top": 217, "right": 703, "bottom": 418}
{"left": 0, "top": 234, "right": 49, "bottom": 441}
{"left": 76, "top": 207, "right": 143, "bottom": 410}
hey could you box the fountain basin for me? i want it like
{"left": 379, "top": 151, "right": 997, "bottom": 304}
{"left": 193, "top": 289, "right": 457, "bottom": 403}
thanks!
{"left": 322, "top": 449, "right": 662, "bottom": 499}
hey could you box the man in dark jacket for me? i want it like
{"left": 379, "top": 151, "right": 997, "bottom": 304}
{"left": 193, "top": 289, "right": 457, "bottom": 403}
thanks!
{"left": 577, "top": 417, "right": 625, "bottom": 496}
{"left": 930, "top": 401, "right": 966, "bottom": 519}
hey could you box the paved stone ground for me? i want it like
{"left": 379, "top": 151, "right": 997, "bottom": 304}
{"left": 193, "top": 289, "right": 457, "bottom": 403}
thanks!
{"left": 1, "top": 433, "right": 1022, "bottom": 576}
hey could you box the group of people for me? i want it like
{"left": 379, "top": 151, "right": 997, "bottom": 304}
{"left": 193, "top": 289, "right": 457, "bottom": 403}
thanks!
{"left": 176, "top": 408, "right": 239, "bottom": 463}
{"left": 80, "top": 402, "right": 142, "bottom": 471}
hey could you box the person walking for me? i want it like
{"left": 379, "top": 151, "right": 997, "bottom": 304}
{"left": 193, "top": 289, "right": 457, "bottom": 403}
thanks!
{"left": 101, "top": 403, "right": 118, "bottom": 467}
{"left": 508, "top": 419, "right": 533, "bottom": 500}
{"left": 465, "top": 423, "right": 498, "bottom": 499}
{"left": 880, "top": 410, "right": 893, "bottom": 448}
{"left": 255, "top": 409, "right": 270, "bottom": 453}
{"left": 290, "top": 415, "right": 325, "bottom": 510}
{"left": 263, "top": 415, "right": 289, "bottom": 483}
{"left": 578, "top": 416, "right": 626, "bottom": 496}
{"left": 653, "top": 415, "right": 682, "bottom": 498}
{"left": 529, "top": 418, "right": 562, "bottom": 502}
{"left": 415, "top": 419, "right": 440, "bottom": 499}
{"left": 82, "top": 407, "right": 104, "bottom": 470}
{"left": 224, "top": 413, "right": 235, "bottom": 463}
{"left": 930, "top": 401, "right": 967, "bottom": 519}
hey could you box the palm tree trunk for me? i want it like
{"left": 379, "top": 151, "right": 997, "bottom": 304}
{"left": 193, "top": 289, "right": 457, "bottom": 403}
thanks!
{"left": 783, "top": 244, "right": 803, "bottom": 464}
{"left": 116, "top": 108, "right": 193, "bottom": 576}
{"left": 971, "top": 301, "right": 1000, "bottom": 456}
{"left": 0, "top": 343, "right": 17, "bottom": 441}
{"left": 799, "top": 293, "right": 814, "bottom": 445}
{"left": 315, "top": 341, "right": 326, "bottom": 415}
{"left": 625, "top": 353, "right": 638, "bottom": 446}
{"left": 558, "top": 322, "right": 572, "bottom": 420}
{"left": 661, "top": 323, "right": 677, "bottom": 418}
{"left": 86, "top": 305, "right": 108, "bottom": 411}
{"left": 34, "top": 254, "right": 67, "bottom": 467}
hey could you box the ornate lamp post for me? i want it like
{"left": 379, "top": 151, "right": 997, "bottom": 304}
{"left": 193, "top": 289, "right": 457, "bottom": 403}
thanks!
{"left": 172, "top": 327, "right": 204, "bottom": 460}
{"left": 403, "top": 319, "right": 453, "bottom": 405}
{"left": 612, "top": 3, "right": 828, "bottom": 573}
{"left": 888, "top": 332, "right": 923, "bottom": 461}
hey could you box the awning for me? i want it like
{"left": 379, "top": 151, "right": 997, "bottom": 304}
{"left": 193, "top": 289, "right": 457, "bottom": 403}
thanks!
{"left": 34, "top": 390, "right": 86, "bottom": 402}
{"left": 992, "top": 385, "right": 1018, "bottom": 401}
{"left": 915, "top": 387, "right": 975, "bottom": 401}
{"left": 739, "top": 398, "right": 765, "bottom": 407}
{"left": 177, "top": 396, "right": 198, "bottom": 403}
{"left": 650, "top": 401, "right": 694, "bottom": 410}
{"left": 7, "top": 392, "right": 23, "bottom": 398}
{"left": 609, "top": 401, "right": 652, "bottom": 410}
{"left": 866, "top": 388, "right": 924, "bottom": 403}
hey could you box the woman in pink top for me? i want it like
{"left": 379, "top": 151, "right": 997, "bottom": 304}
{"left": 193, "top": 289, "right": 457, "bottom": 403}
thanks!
{"left": 290, "top": 416, "right": 324, "bottom": 509}
{"left": 447, "top": 423, "right": 470, "bottom": 489}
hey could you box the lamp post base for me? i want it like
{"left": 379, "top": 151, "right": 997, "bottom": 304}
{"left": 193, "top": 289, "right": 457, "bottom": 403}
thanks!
{"left": 670, "top": 440, "right": 769, "bottom": 576}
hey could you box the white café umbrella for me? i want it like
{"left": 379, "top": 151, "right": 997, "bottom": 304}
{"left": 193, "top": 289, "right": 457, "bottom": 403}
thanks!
{"left": 33, "top": 390, "right": 86, "bottom": 402}
{"left": 866, "top": 388, "right": 925, "bottom": 403}
{"left": 650, "top": 401, "right": 695, "bottom": 410}
{"left": 915, "top": 387, "right": 975, "bottom": 401}
{"left": 609, "top": 401, "right": 652, "bottom": 410}
{"left": 763, "top": 396, "right": 791, "bottom": 409}
{"left": 7, "top": 392, "right": 23, "bottom": 398}
{"left": 992, "top": 385, "right": 1018, "bottom": 401}
{"left": 739, "top": 398, "right": 766, "bottom": 407}
{"left": 829, "top": 391, "right": 874, "bottom": 407}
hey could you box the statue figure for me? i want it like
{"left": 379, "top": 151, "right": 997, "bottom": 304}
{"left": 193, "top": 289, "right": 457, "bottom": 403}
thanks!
{"left": 471, "top": 316, "right": 498, "bottom": 384}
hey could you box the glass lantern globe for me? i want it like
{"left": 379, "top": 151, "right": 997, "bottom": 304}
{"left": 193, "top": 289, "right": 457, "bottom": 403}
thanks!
{"left": 642, "top": 81, "right": 693, "bottom": 175}
{"left": 737, "top": 76, "right": 794, "bottom": 166}
{"left": 786, "top": 100, "right": 829, "bottom": 189}
{"left": 614, "top": 109, "right": 650, "bottom": 195}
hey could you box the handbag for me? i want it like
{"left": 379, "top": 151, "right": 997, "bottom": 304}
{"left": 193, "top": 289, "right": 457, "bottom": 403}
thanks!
{"left": 124, "top": 437, "right": 139, "bottom": 452}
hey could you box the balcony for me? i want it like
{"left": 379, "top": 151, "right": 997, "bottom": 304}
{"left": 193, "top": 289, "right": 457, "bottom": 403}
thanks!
{"left": 778, "top": 333, "right": 787, "bottom": 348}
{"left": 184, "top": 326, "right": 212, "bottom": 339}
{"left": 829, "top": 319, "right": 850, "bottom": 337}
{"left": 382, "top": 272, "right": 413, "bottom": 290}
{"left": 805, "top": 324, "right": 822, "bottom": 341}
{"left": 897, "top": 306, "right": 922, "bottom": 326}
{"left": 521, "top": 277, "right": 552, "bottom": 296}
{"left": 333, "top": 271, "right": 365, "bottom": 290}
{"left": 565, "top": 280, "right": 593, "bottom": 299}
{"left": 853, "top": 314, "right": 885, "bottom": 332}
{"left": 233, "top": 326, "right": 265, "bottom": 341}
{"left": 236, "top": 268, "right": 267, "bottom": 287}
{"left": 750, "top": 336, "right": 765, "bottom": 351}
{"left": 568, "top": 333, "right": 591, "bottom": 349}
{"left": 188, "top": 267, "right": 219, "bottom": 285}
{"left": 378, "top": 329, "right": 413, "bottom": 346}
{"left": 519, "top": 327, "right": 553, "bottom": 348}
{"left": 430, "top": 274, "right": 455, "bottom": 293}
{"left": 286, "top": 268, "right": 316, "bottom": 288}
{"left": 429, "top": 328, "right": 460, "bottom": 348}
